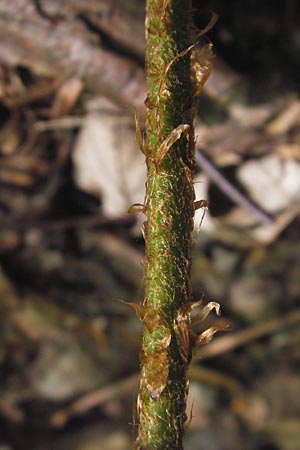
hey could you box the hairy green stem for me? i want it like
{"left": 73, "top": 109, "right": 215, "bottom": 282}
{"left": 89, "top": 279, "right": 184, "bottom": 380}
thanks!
{"left": 134, "top": 0, "right": 198, "bottom": 449}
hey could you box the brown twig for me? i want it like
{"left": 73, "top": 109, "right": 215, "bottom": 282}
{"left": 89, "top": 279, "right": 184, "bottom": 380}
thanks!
{"left": 0, "top": 215, "right": 133, "bottom": 232}
{"left": 50, "top": 373, "right": 139, "bottom": 428}
{"left": 195, "top": 309, "right": 300, "bottom": 360}
{"left": 50, "top": 364, "right": 241, "bottom": 428}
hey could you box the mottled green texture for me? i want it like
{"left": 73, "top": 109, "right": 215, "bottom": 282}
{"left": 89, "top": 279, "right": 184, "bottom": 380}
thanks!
{"left": 135, "top": 0, "right": 196, "bottom": 449}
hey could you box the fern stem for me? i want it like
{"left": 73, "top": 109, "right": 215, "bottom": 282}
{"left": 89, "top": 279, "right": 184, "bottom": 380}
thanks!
{"left": 135, "top": 1, "right": 197, "bottom": 449}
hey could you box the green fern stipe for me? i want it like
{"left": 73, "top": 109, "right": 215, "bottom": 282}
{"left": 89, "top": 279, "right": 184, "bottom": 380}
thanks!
{"left": 134, "top": 1, "right": 214, "bottom": 448}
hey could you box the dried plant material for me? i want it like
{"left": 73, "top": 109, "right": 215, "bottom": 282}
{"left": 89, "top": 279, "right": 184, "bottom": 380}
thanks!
{"left": 0, "top": 6, "right": 146, "bottom": 111}
{"left": 143, "top": 324, "right": 172, "bottom": 351}
{"left": 191, "top": 43, "right": 214, "bottom": 97}
{"left": 278, "top": 143, "right": 300, "bottom": 160}
{"left": 237, "top": 154, "right": 300, "bottom": 214}
{"left": 196, "top": 12, "right": 219, "bottom": 38}
{"left": 81, "top": 2, "right": 146, "bottom": 58}
{"left": 193, "top": 199, "right": 209, "bottom": 241}
{"left": 0, "top": 153, "right": 45, "bottom": 186}
{"left": 119, "top": 300, "right": 144, "bottom": 321}
{"left": 73, "top": 105, "right": 146, "bottom": 218}
{"left": 194, "top": 301, "right": 221, "bottom": 323}
{"left": 193, "top": 172, "right": 215, "bottom": 235}
{"left": 157, "top": 44, "right": 195, "bottom": 109}
{"left": 142, "top": 314, "right": 168, "bottom": 336}
{"left": 251, "top": 201, "right": 300, "bottom": 244}
{"left": 51, "top": 373, "right": 139, "bottom": 428}
{"left": 141, "top": 350, "right": 169, "bottom": 400}
{"left": 140, "top": 322, "right": 172, "bottom": 399}
{"left": 195, "top": 121, "right": 263, "bottom": 162}
{"left": 197, "top": 151, "right": 275, "bottom": 226}
{"left": 128, "top": 203, "right": 146, "bottom": 214}
{"left": 194, "top": 199, "right": 208, "bottom": 210}
{"left": 155, "top": 12, "right": 217, "bottom": 114}
{"left": 0, "top": 399, "right": 25, "bottom": 425}
{"left": 266, "top": 100, "right": 300, "bottom": 135}
{"left": 196, "top": 309, "right": 300, "bottom": 360}
{"left": 174, "top": 301, "right": 202, "bottom": 364}
{"left": 32, "top": 342, "right": 107, "bottom": 401}
{"left": 229, "top": 103, "right": 279, "bottom": 129}
{"left": 0, "top": 112, "right": 22, "bottom": 156}
{"left": 33, "top": 116, "right": 84, "bottom": 133}
{"left": 195, "top": 326, "right": 224, "bottom": 346}
{"left": 174, "top": 320, "right": 193, "bottom": 364}
{"left": 174, "top": 300, "right": 222, "bottom": 363}
{"left": 134, "top": 109, "right": 146, "bottom": 155}
{"left": 2, "top": 78, "right": 61, "bottom": 109}
{"left": 153, "top": 124, "right": 190, "bottom": 168}
{"left": 50, "top": 77, "right": 83, "bottom": 118}
{"left": 204, "top": 55, "right": 241, "bottom": 104}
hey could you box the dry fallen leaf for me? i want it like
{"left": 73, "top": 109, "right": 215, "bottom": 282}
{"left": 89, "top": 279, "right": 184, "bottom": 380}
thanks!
{"left": 237, "top": 154, "right": 300, "bottom": 214}
{"left": 73, "top": 99, "right": 146, "bottom": 218}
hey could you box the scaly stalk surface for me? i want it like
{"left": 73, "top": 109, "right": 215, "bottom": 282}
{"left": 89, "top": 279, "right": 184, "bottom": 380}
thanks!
{"left": 135, "top": 0, "right": 198, "bottom": 449}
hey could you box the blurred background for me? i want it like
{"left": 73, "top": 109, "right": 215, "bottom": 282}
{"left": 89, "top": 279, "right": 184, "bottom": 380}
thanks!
{"left": 0, "top": 1, "right": 300, "bottom": 449}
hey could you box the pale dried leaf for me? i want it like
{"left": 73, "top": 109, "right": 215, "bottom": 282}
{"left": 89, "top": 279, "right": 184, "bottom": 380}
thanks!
{"left": 237, "top": 154, "right": 300, "bottom": 214}
{"left": 229, "top": 103, "right": 278, "bottom": 128}
{"left": 73, "top": 103, "right": 146, "bottom": 218}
